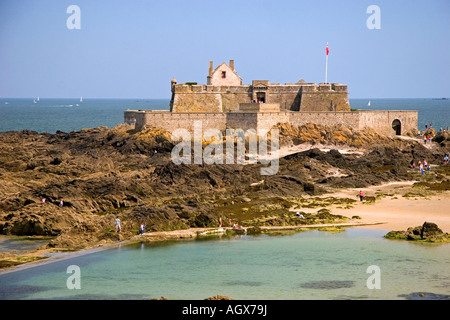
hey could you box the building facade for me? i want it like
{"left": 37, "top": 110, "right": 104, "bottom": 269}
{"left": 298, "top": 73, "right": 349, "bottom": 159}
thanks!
{"left": 125, "top": 60, "right": 418, "bottom": 138}
{"left": 170, "top": 60, "right": 350, "bottom": 113}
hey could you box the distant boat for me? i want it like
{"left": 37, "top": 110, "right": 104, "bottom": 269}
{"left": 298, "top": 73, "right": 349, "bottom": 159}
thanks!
{"left": 4, "top": 102, "right": 9, "bottom": 104}
{"left": 33, "top": 99, "right": 37, "bottom": 104}
{"left": 368, "top": 100, "right": 371, "bottom": 106}
{"left": 37, "top": 97, "right": 40, "bottom": 102}
{"left": 80, "top": 97, "right": 83, "bottom": 102}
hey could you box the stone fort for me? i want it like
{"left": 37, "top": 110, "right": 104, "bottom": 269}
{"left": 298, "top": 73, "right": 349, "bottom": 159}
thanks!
{"left": 124, "top": 60, "right": 418, "bottom": 137}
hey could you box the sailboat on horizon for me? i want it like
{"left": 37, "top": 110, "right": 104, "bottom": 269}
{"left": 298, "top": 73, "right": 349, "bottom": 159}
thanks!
{"left": 368, "top": 100, "right": 371, "bottom": 106}
{"left": 80, "top": 97, "right": 83, "bottom": 102}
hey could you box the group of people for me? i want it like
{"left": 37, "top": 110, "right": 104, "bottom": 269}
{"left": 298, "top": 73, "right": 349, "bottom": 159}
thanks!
{"left": 218, "top": 216, "right": 243, "bottom": 230}
{"left": 417, "top": 131, "right": 432, "bottom": 144}
{"left": 411, "top": 159, "right": 431, "bottom": 175}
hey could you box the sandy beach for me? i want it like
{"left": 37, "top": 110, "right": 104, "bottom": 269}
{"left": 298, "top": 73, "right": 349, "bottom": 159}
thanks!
{"left": 325, "top": 182, "right": 450, "bottom": 233}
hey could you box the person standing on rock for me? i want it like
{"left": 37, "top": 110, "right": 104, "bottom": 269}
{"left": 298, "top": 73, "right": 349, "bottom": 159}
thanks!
{"left": 115, "top": 217, "right": 121, "bottom": 232}
{"left": 59, "top": 199, "right": 64, "bottom": 207}
{"left": 140, "top": 222, "right": 145, "bottom": 235}
{"left": 359, "top": 191, "right": 364, "bottom": 202}
{"left": 219, "top": 216, "right": 222, "bottom": 228}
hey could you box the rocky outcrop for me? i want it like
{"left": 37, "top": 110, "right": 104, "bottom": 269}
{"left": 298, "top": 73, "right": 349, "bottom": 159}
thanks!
{"left": 0, "top": 123, "right": 448, "bottom": 254}
{"left": 385, "top": 222, "right": 450, "bottom": 242}
{"left": 433, "top": 130, "right": 450, "bottom": 147}
{"left": 276, "top": 122, "right": 394, "bottom": 148}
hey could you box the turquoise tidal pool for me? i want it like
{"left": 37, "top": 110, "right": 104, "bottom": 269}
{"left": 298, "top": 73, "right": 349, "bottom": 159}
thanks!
{"left": 0, "top": 228, "right": 449, "bottom": 300}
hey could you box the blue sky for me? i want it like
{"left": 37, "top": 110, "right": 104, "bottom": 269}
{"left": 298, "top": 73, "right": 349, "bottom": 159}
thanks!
{"left": 0, "top": 0, "right": 449, "bottom": 99}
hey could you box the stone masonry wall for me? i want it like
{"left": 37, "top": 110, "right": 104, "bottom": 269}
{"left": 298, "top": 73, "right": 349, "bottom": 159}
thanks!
{"left": 171, "top": 85, "right": 251, "bottom": 113}
{"left": 170, "top": 83, "right": 350, "bottom": 113}
{"left": 299, "top": 84, "right": 350, "bottom": 112}
{"left": 358, "top": 110, "right": 418, "bottom": 136}
{"left": 289, "top": 111, "right": 361, "bottom": 130}
{"left": 124, "top": 110, "right": 418, "bottom": 138}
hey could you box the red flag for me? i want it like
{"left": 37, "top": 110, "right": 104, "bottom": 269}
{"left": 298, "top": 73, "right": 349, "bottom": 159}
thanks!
{"left": 326, "top": 44, "right": 329, "bottom": 55}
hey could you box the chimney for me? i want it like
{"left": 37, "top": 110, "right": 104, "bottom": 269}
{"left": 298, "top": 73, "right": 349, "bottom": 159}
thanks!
{"left": 209, "top": 61, "right": 213, "bottom": 76}
{"left": 229, "top": 59, "right": 234, "bottom": 71}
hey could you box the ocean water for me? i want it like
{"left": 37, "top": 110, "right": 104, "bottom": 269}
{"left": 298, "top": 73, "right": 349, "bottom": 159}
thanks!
{"left": 0, "top": 229, "right": 448, "bottom": 300}
{"left": 0, "top": 98, "right": 169, "bottom": 133}
{"left": 0, "top": 98, "right": 449, "bottom": 134}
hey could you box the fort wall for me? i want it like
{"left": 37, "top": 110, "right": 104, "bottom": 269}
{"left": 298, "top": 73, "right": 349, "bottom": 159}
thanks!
{"left": 358, "top": 110, "right": 418, "bottom": 136}
{"left": 170, "top": 83, "right": 350, "bottom": 113}
{"left": 124, "top": 109, "right": 418, "bottom": 137}
{"left": 289, "top": 111, "right": 361, "bottom": 130}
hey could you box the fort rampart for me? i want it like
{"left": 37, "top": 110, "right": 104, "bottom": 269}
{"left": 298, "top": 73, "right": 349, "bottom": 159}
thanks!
{"left": 170, "top": 82, "right": 350, "bottom": 113}
{"left": 124, "top": 109, "right": 418, "bottom": 137}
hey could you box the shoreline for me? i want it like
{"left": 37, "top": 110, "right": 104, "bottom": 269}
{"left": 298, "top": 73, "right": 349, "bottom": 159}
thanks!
{"left": 324, "top": 182, "right": 450, "bottom": 233}
{"left": 1, "top": 180, "right": 449, "bottom": 274}
{"left": 0, "top": 224, "right": 388, "bottom": 275}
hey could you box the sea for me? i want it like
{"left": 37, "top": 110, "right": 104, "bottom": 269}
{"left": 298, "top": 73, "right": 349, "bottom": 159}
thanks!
{"left": 0, "top": 97, "right": 449, "bottom": 301}
{"left": 0, "top": 229, "right": 449, "bottom": 300}
{"left": 0, "top": 98, "right": 449, "bottom": 133}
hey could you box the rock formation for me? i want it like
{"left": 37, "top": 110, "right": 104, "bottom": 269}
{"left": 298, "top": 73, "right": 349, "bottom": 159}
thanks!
{"left": 385, "top": 222, "right": 450, "bottom": 242}
{"left": 0, "top": 123, "right": 448, "bottom": 256}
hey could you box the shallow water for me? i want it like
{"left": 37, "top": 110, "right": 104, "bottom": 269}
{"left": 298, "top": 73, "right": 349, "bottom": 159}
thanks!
{"left": 0, "top": 236, "right": 51, "bottom": 254}
{"left": 0, "top": 228, "right": 448, "bottom": 300}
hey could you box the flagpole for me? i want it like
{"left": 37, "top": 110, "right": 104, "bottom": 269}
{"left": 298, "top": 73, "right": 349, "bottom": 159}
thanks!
{"left": 325, "top": 54, "right": 328, "bottom": 84}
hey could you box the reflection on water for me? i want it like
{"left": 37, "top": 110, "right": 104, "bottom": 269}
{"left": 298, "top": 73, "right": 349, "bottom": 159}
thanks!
{"left": 0, "top": 229, "right": 449, "bottom": 300}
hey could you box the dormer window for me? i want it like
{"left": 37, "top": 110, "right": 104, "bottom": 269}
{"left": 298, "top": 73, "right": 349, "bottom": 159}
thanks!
{"left": 221, "top": 71, "right": 226, "bottom": 78}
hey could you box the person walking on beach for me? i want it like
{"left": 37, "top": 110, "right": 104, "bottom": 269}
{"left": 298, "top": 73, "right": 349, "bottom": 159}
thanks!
{"left": 359, "top": 191, "right": 364, "bottom": 202}
{"left": 115, "top": 217, "right": 121, "bottom": 232}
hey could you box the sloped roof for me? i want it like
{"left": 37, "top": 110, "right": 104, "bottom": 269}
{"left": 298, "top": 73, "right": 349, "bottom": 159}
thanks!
{"left": 211, "top": 62, "right": 242, "bottom": 80}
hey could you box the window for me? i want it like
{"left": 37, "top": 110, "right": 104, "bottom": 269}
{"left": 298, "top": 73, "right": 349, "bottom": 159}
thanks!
{"left": 221, "top": 71, "right": 226, "bottom": 78}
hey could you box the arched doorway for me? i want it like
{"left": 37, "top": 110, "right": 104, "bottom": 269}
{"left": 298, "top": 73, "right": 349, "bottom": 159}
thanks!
{"left": 392, "top": 119, "right": 401, "bottom": 135}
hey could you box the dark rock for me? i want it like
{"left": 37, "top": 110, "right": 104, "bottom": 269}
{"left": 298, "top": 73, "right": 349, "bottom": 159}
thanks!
{"left": 385, "top": 222, "right": 449, "bottom": 242}
{"left": 421, "top": 222, "right": 443, "bottom": 239}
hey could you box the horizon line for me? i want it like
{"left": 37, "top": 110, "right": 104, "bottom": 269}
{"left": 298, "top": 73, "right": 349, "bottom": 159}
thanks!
{"left": 1, "top": 97, "right": 448, "bottom": 100}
